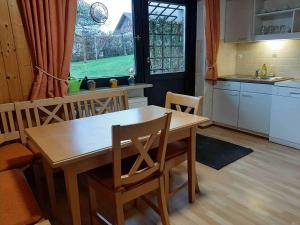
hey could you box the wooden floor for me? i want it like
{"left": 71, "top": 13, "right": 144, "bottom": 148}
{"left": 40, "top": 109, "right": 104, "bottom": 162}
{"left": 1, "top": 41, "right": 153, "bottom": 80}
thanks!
{"left": 37, "top": 126, "right": 300, "bottom": 225}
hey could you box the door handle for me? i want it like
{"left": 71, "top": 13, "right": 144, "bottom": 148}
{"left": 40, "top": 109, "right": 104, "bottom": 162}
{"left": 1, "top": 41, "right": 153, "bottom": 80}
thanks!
{"left": 147, "top": 57, "right": 151, "bottom": 69}
{"left": 242, "top": 94, "right": 253, "bottom": 98}
{"left": 290, "top": 92, "right": 300, "bottom": 95}
{"left": 134, "top": 35, "right": 142, "bottom": 41}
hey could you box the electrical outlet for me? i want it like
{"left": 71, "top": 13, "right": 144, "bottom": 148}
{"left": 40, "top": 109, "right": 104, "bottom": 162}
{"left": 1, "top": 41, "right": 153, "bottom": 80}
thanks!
{"left": 272, "top": 53, "right": 278, "bottom": 58}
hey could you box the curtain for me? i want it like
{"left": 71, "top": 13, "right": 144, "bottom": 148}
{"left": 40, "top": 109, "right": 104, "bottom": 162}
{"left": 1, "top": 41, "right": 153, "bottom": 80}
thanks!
{"left": 20, "top": 0, "right": 77, "bottom": 99}
{"left": 204, "top": 0, "right": 220, "bottom": 80}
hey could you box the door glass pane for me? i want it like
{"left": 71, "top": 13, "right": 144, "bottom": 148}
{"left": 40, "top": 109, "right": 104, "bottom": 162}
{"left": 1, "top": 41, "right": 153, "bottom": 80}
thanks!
{"left": 148, "top": 1, "right": 186, "bottom": 75}
{"left": 71, "top": 0, "right": 135, "bottom": 79}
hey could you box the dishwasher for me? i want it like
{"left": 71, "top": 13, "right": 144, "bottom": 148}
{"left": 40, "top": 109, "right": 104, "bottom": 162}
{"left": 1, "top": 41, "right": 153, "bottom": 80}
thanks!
{"left": 270, "top": 81, "right": 300, "bottom": 150}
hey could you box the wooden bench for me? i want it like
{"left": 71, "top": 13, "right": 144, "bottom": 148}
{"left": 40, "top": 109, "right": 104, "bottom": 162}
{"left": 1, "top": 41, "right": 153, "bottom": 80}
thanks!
{"left": 0, "top": 169, "right": 43, "bottom": 225}
{"left": 0, "top": 103, "right": 33, "bottom": 172}
{"left": 14, "top": 90, "right": 129, "bottom": 217}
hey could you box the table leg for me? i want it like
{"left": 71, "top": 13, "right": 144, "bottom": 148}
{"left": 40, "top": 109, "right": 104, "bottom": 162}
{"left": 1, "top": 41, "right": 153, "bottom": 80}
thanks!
{"left": 64, "top": 166, "right": 82, "bottom": 225}
{"left": 42, "top": 159, "right": 57, "bottom": 218}
{"left": 187, "top": 126, "right": 196, "bottom": 203}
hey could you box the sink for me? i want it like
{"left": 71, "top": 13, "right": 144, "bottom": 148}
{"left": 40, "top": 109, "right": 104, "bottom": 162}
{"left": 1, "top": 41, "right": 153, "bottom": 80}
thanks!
{"left": 222, "top": 75, "right": 287, "bottom": 81}
{"left": 254, "top": 76, "right": 284, "bottom": 81}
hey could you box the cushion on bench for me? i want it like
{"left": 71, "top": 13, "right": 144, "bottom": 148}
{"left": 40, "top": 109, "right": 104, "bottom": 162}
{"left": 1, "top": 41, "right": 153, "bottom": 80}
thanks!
{"left": 0, "top": 170, "right": 42, "bottom": 225}
{"left": 0, "top": 143, "right": 33, "bottom": 172}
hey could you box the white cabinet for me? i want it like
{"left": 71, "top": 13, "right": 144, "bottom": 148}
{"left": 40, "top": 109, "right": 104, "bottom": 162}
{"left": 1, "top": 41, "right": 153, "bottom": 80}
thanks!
{"left": 212, "top": 81, "right": 273, "bottom": 135}
{"left": 128, "top": 97, "right": 148, "bottom": 109}
{"left": 270, "top": 86, "right": 300, "bottom": 149}
{"left": 224, "top": 0, "right": 254, "bottom": 42}
{"left": 212, "top": 89, "right": 240, "bottom": 127}
{"left": 238, "top": 92, "right": 272, "bottom": 134}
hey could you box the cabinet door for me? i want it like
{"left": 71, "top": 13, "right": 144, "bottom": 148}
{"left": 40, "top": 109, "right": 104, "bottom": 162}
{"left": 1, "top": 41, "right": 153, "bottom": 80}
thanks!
{"left": 224, "top": 0, "right": 254, "bottom": 42}
{"left": 270, "top": 95, "right": 300, "bottom": 145}
{"left": 238, "top": 92, "right": 271, "bottom": 134}
{"left": 212, "top": 89, "right": 240, "bottom": 127}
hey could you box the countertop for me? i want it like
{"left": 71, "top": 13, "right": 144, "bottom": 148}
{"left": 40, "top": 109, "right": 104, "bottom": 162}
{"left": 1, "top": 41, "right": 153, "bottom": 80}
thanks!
{"left": 218, "top": 75, "right": 292, "bottom": 84}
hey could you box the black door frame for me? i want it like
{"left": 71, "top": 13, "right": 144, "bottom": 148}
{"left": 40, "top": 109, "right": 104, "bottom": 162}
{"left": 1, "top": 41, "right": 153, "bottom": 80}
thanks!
{"left": 133, "top": 0, "right": 197, "bottom": 105}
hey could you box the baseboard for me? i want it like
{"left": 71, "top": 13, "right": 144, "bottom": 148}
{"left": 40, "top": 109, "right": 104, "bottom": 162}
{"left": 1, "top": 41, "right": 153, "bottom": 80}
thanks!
{"left": 269, "top": 137, "right": 300, "bottom": 150}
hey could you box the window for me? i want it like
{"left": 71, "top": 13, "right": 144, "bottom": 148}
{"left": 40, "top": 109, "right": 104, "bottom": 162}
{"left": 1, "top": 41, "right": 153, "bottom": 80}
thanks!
{"left": 71, "top": 0, "right": 135, "bottom": 79}
{"left": 148, "top": 1, "right": 186, "bottom": 75}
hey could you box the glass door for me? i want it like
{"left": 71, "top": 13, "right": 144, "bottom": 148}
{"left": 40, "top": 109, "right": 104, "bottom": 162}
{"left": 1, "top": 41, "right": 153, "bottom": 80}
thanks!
{"left": 143, "top": 0, "right": 197, "bottom": 106}
{"left": 148, "top": 2, "right": 186, "bottom": 75}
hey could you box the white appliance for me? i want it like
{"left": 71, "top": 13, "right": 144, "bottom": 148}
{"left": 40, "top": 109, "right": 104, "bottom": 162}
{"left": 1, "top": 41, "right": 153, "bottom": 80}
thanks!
{"left": 270, "top": 80, "right": 300, "bottom": 149}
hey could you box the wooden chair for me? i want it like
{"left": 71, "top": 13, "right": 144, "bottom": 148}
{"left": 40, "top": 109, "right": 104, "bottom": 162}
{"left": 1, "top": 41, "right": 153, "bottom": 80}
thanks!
{"left": 164, "top": 92, "right": 203, "bottom": 203}
{"left": 86, "top": 113, "right": 172, "bottom": 225}
{"left": 65, "top": 90, "right": 129, "bottom": 118}
{"left": 15, "top": 97, "right": 76, "bottom": 215}
{"left": 0, "top": 103, "right": 33, "bottom": 172}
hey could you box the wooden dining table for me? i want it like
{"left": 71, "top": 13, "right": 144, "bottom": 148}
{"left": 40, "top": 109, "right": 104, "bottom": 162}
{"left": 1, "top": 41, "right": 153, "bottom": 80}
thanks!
{"left": 25, "top": 105, "right": 209, "bottom": 225}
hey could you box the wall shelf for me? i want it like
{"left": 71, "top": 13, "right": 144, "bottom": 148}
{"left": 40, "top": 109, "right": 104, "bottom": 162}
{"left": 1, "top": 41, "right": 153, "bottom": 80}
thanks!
{"left": 255, "top": 32, "right": 300, "bottom": 41}
{"left": 254, "top": 0, "right": 300, "bottom": 41}
{"left": 256, "top": 8, "right": 300, "bottom": 17}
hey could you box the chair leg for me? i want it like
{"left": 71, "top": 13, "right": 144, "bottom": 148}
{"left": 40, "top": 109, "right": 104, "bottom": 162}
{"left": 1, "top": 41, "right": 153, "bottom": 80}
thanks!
{"left": 88, "top": 186, "right": 98, "bottom": 225}
{"left": 114, "top": 193, "right": 125, "bottom": 225}
{"left": 195, "top": 174, "right": 200, "bottom": 194}
{"left": 42, "top": 159, "right": 57, "bottom": 219}
{"left": 32, "top": 161, "right": 43, "bottom": 204}
{"left": 157, "top": 176, "right": 170, "bottom": 225}
{"left": 164, "top": 170, "right": 171, "bottom": 211}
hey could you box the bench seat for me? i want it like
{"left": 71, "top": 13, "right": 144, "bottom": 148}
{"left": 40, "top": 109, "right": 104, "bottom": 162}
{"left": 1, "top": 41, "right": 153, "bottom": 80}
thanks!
{"left": 0, "top": 143, "right": 33, "bottom": 172}
{"left": 0, "top": 170, "right": 42, "bottom": 225}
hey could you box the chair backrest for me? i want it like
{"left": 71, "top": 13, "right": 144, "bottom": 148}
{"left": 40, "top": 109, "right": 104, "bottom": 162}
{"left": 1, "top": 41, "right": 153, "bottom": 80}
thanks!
{"left": 64, "top": 90, "right": 129, "bottom": 118}
{"left": 0, "top": 103, "right": 20, "bottom": 145}
{"left": 15, "top": 97, "right": 74, "bottom": 144}
{"left": 112, "top": 112, "right": 172, "bottom": 188}
{"left": 165, "top": 92, "right": 204, "bottom": 115}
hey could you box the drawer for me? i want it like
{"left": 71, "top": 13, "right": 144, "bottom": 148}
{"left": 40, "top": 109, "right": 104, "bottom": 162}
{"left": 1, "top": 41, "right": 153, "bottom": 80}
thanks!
{"left": 128, "top": 97, "right": 148, "bottom": 109}
{"left": 241, "top": 83, "right": 272, "bottom": 94}
{"left": 214, "top": 81, "right": 241, "bottom": 91}
{"left": 273, "top": 86, "right": 300, "bottom": 98}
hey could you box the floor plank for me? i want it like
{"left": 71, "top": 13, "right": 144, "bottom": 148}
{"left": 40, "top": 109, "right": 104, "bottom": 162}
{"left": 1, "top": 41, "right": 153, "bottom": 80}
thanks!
{"left": 39, "top": 126, "right": 300, "bottom": 225}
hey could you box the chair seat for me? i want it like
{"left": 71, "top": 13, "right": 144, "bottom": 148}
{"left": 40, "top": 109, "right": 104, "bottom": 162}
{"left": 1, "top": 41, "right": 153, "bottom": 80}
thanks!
{"left": 165, "top": 140, "right": 188, "bottom": 160}
{"left": 87, "top": 155, "right": 154, "bottom": 190}
{"left": 0, "top": 170, "right": 42, "bottom": 225}
{"left": 149, "top": 140, "right": 188, "bottom": 161}
{"left": 0, "top": 143, "right": 34, "bottom": 172}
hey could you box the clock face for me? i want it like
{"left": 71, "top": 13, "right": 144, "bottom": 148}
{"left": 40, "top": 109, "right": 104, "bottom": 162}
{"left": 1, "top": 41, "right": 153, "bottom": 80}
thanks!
{"left": 90, "top": 2, "right": 108, "bottom": 24}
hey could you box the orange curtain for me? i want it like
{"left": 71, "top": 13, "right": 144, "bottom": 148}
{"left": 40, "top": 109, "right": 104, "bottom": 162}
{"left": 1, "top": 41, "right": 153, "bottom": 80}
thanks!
{"left": 204, "top": 0, "right": 220, "bottom": 80}
{"left": 20, "top": 0, "right": 77, "bottom": 99}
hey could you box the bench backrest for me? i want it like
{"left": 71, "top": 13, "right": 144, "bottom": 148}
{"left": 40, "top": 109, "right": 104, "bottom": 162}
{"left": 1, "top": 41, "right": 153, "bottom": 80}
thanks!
{"left": 64, "top": 90, "right": 129, "bottom": 118}
{"left": 15, "top": 97, "right": 74, "bottom": 144}
{"left": 15, "top": 90, "right": 129, "bottom": 143}
{"left": 0, "top": 103, "right": 20, "bottom": 145}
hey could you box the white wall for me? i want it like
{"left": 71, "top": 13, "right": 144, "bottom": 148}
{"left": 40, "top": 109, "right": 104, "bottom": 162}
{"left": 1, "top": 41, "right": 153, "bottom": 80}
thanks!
{"left": 195, "top": 0, "right": 237, "bottom": 119}
{"left": 235, "top": 40, "right": 300, "bottom": 78}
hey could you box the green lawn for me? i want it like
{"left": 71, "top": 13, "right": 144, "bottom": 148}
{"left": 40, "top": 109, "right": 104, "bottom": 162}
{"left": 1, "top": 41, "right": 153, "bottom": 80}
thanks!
{"left": 70, "top": 55, "right": 134, "bottom": 79}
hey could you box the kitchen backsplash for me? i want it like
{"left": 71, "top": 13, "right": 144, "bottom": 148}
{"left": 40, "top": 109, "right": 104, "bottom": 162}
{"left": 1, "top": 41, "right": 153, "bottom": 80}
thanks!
{"left": 235, "top": 40, "right": 300, "bottom": 78}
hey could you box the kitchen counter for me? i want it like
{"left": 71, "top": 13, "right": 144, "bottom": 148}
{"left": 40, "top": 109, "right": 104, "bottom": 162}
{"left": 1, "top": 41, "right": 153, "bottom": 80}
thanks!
{"left": 218, "top": 75, "right": 291, "bottom": 84}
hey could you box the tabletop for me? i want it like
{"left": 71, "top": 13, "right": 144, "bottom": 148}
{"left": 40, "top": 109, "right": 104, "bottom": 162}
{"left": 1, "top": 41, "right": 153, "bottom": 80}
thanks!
{"left": 25, "top": 105, "right": 209, "bottom": 168}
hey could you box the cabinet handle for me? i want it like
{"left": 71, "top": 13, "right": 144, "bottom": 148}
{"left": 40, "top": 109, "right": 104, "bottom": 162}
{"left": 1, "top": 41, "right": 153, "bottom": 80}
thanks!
{"left": 290, "top": 92, "right": 300, "bottom": 95}
{"left": 242, "top": 94, "right": 253, "bottom": 98}
{"left": 228, "top": 93, "right": 238, "bottom": 96}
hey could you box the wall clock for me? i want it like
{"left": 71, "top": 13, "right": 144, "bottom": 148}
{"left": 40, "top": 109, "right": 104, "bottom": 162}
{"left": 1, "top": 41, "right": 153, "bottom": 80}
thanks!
{"left": 90, "top": 2, "right": 108, "bottom": 24}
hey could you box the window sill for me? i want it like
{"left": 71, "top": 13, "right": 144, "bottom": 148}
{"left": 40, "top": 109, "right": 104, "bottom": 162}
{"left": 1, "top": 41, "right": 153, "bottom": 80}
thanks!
{"left": 68, "top": 83, "right": 153, "bottom": 96}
